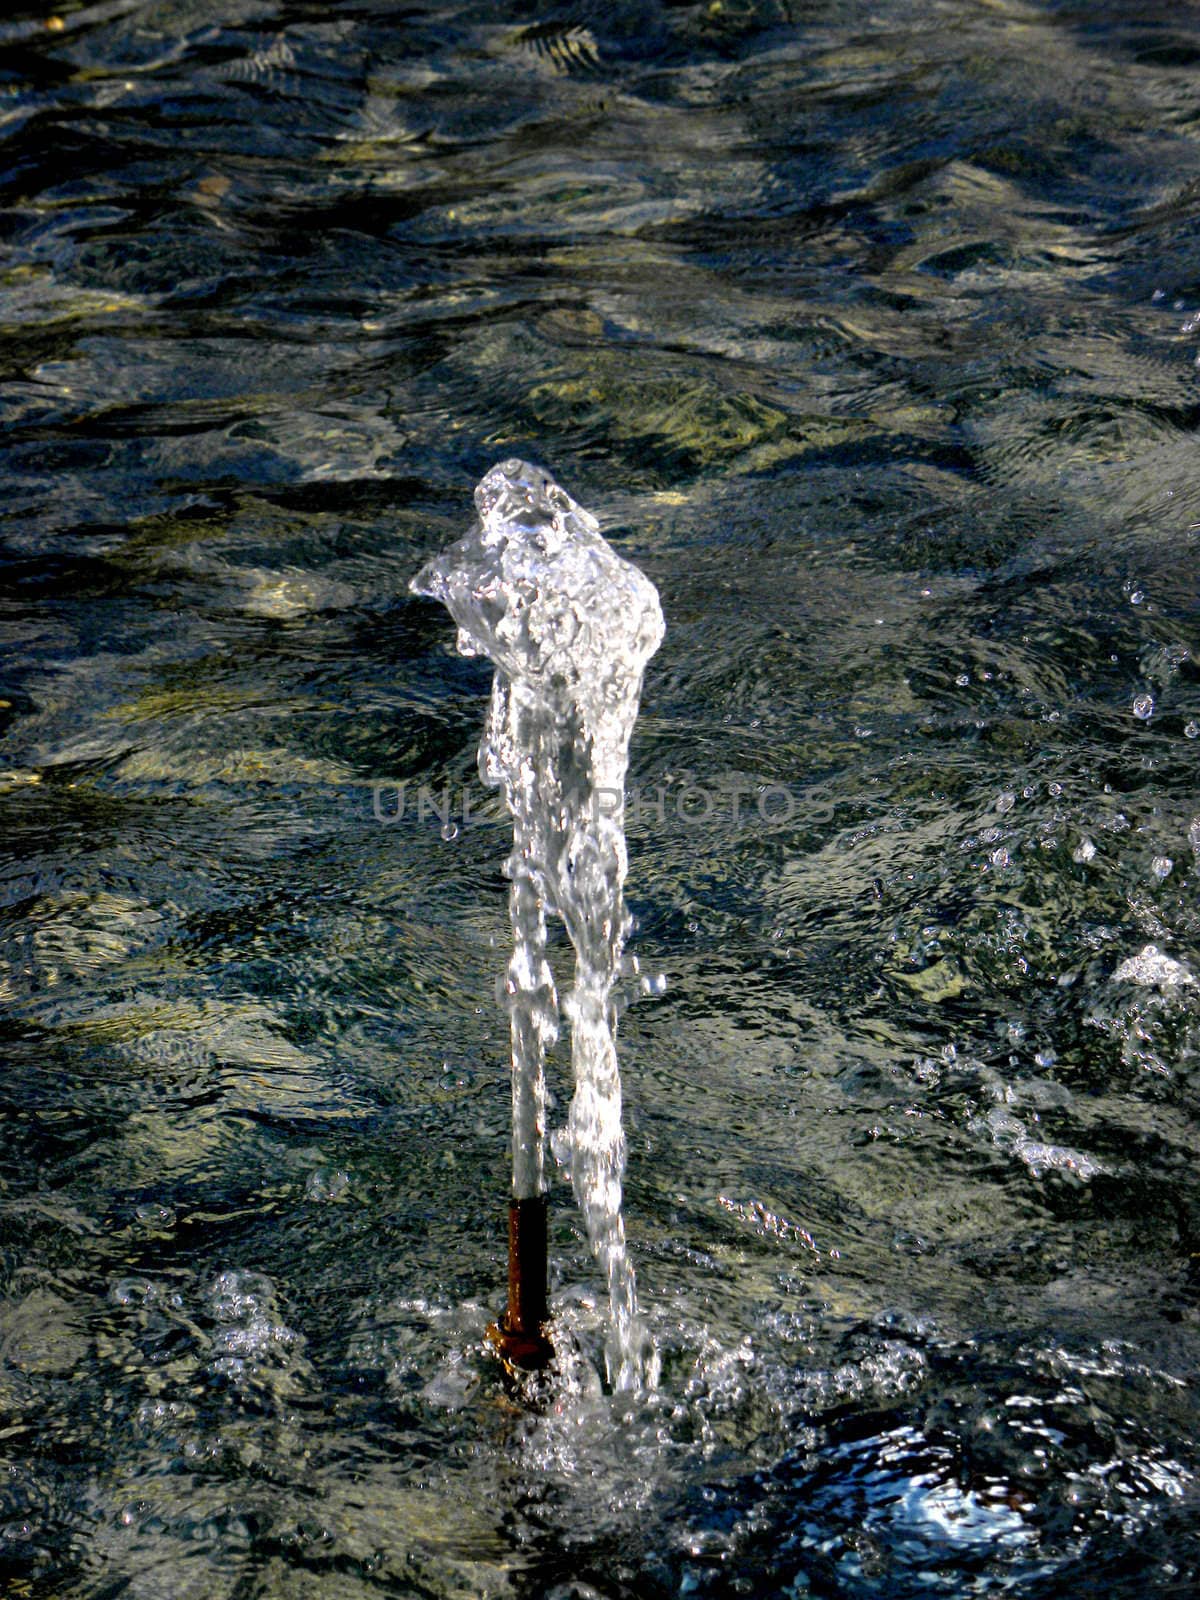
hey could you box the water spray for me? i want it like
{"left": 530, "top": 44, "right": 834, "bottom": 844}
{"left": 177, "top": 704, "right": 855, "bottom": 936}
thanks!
{"left": 411, "top": 459, "right": 663, "bottom": 1386}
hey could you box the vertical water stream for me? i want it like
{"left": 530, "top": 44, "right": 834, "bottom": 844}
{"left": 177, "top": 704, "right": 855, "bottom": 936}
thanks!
{"left": 412, "top": 460, "right": 664, "bottom": 1388}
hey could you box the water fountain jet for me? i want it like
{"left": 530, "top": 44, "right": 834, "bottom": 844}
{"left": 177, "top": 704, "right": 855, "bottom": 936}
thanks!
{"left": 411, "top": 459, "right": 663, "bottom": 1388}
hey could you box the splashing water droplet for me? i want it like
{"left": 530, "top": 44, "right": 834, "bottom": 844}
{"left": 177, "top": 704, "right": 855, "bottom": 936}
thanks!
{"left": 411, "top": 460, "right": 663, "bottom": 1390}
{"left": 1133, "top": 693, "right": 1155, "bottom": 721}
{"left": 1153, "top": 856, "right": 1173, "bottom": 881}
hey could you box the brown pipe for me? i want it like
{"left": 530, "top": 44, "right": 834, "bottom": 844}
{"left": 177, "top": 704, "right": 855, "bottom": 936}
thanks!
{"left": 486, "top": 1194, "right": 554, "bottom": 1371}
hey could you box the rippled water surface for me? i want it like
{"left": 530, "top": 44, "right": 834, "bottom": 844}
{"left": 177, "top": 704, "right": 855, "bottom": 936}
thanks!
{"left": 3, "top": 1, "right": 1200, "bottom": 1595}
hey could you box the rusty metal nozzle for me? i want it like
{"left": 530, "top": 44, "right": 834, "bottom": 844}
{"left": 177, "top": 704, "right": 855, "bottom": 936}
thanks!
{"left": 486, "top": 1194, "right": 554, "bottom": 1372}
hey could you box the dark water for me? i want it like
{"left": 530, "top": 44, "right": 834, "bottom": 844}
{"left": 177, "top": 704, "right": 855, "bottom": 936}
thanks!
{"left": 3, "top": 0, "right": 1200, "bottom": 1595}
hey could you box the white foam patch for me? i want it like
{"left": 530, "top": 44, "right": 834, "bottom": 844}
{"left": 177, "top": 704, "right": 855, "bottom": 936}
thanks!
{"left": 1113, "top": 943, "right": 1194, "bottom": 989}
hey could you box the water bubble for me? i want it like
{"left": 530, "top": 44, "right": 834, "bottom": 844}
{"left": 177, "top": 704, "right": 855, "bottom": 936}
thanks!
{"left": 990, "top": 846, "right": 1010, "bottom": 868}
{"left": 1048, "top": 781, "right": 1063, "bottom": 797}
{"left": 305, "top": 1168, "right": 351, "bottom": 1201}
{"left": 1129, "top": 589, "right": 1145, "bottom": 606}
{"left": 440, "top": 820, "right": 459, "bottom": 841}
{"left": 110, "top": 1277, "right": 157, "bottom": 1307}
{"left": 1185, "top": 721, "right": 1199, "bottom": 740}
{"left": 955, "top": 673, "right": 970, "bottom": 687}
{"left": 1132, "top": 693, "right": 1155, "bottom": 721}
{"left": 995, "top": 792, "right": 1015, "bottom": 813}
{"left": 1152, "top": 856, "right": 1173, "bottom": 881}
